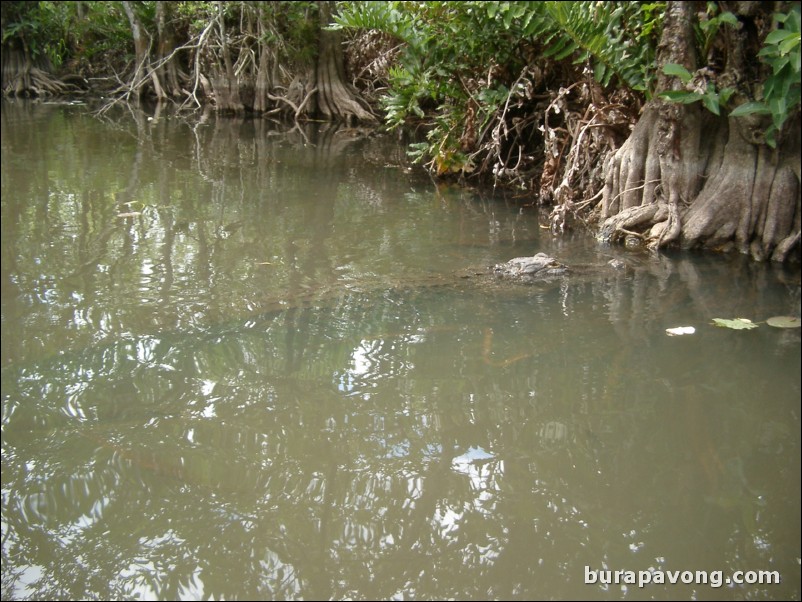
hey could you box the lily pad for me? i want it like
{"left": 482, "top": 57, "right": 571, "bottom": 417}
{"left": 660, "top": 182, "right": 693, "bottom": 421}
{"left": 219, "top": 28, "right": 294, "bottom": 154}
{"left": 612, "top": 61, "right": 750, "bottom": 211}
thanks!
{"left": 712, "top": 318, "right": 758, "bottom": 330}
{"left": 766, "top": 316, "right": 801, "bottom": 329}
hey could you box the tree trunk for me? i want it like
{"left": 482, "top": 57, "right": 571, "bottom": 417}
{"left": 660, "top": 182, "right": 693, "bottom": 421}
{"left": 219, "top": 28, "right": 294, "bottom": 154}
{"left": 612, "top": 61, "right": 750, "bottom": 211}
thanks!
{"left": 155, "top": 1, "right": 183, "bottom": 99}
{"left": 599, "top": 1, "right": 800, "bottom": 263}
{"left": 252, "top": 3, "right": 274, "bottom": 114}
{"left": 122, "top": 0, "right": 165, "bottom": 100}
{"left": 315, "top": 1, "right": 376, "bottom": 124}
{"left": 1, "top": 3, "right": 68, "bottom": 97}
{"left": 210, "top": 0, "right": 243, "bottom": 113}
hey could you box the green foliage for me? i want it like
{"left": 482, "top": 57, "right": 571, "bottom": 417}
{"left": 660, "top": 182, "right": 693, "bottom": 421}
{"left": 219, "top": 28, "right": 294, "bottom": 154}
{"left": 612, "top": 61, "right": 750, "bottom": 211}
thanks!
{"left": 656, "top": 6, "right": 741, "bottom": 117}
{"left": 697, "top": 3, "right": 739, "bottom": 59}
{"left": 1, "top": 1, "right": 74, "bottom": 68}
{"left": 730, "top": 4, "right": 801, "bottom": 147}
{"left": 1, "top": 0, "right": 325, "bottom": 95}
{"left": 70, "top": 2, "right": 133, "bottom": 65}
{"left": 476, "top": 2, "right": 662, "bottom": 92}
{"left": 658, "top": 63, "right": 734, "bottom": 116}
{"left": 1, "top": 1, "right": 136, "bottom": 70}
{"left": 659, "top": 4, "right": 800, "bottom": 148}
{"left": 537, "top": 2, "right": 660, "bottom": 92}
{"left": 383, "top": 64, "right": 431, "bottom": 126}
{"left": 332, "top": 1, "right": 423, "bottom": 51}
{"left": 334, "top": 1, "right": 663, "bottom": 170}
{"left": 174, "top": 0, "right": 216, "bottom": 33}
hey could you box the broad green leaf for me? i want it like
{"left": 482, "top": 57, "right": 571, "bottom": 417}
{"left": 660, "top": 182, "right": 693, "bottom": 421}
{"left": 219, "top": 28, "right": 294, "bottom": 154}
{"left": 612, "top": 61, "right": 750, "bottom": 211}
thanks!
{"left": 779, "top": 36, "right": 800, "bottom": 55}
{"left": 766, "top": 316, "right": 801, "bottom": 328}
{"left": 663, "top": 63, "right": 693, "bottom": 82}
{"left": 712, "top": 318, "right": 759, "bottom": 330}
{"left": 765, "top": 29, "right": 799, "bottom": 46}
{"left": 730, "top": 101, "right": 772, "bottom": 117}
{"left": 702, "top": 92, "right": 720, "bottom": 115}
{"left": 771, "top": 54, "right": 790, "bottom": 75}
{"left": 717, "top": 12, "right": 739, "bottom": 27}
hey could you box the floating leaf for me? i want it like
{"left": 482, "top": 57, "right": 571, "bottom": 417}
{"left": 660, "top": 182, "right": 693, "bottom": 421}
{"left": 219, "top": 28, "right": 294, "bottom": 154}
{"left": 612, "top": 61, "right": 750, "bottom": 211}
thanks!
{"left": 712, "top": 318, "right": 758, "bottom": 330}
{"left": 666, "top": 326, "right": 696, "bottom": 336}
{"left": 766, "top": 316, "right": 801, "bottom": 328}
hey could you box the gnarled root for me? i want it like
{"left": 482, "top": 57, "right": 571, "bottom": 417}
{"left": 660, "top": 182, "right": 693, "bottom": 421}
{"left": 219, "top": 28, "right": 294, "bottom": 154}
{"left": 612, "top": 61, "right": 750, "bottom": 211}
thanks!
{"left": 598, "top": 101, "right": 801, "bottom": 262}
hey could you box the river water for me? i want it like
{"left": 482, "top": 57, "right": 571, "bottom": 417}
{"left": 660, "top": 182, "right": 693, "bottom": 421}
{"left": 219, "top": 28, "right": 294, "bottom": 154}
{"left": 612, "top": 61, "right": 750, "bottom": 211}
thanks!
{"left": 1, "top": 100, "right": 800, "bottom": 600}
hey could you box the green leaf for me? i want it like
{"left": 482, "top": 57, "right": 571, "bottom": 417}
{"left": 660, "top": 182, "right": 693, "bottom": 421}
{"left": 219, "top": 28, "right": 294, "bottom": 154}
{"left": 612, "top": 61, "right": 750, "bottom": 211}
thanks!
{"left": 771, "top": 54, "right": 790, "bottom": 75}
{"left": 594, "top": 62, "right": 607, "bottom": 83}
{"left": 659, "top": 90, "right": 703, "bottom": 104}
{"left": 663, "top": 62, "right": 693, "bottom": 83}
{"left": 542, "top": 37, "right": 569, "bottom": 58}
{"left": 503, "top": 6, "right": 513, "bottom": 28}
{"left": 765, "top": 29, "right": 799, "bottom": 46}
{"left": 766, "top": 316, "right": 801, "bottom": 328}
{"left": 712, "top": 318, "right": 759, "bottom": 330}
{"left": 779, "top": 35, "right": 800, "bottom": 55}
{"left": 730, "top": 101, "right": 772, "bottom": 117}
{"left": 717, "top": 12, "right": 739, "bottom": 27}
{"left": 554, "top": 41, "right": 579, "bottom": 61}
{"left": 702, "top": 92, "right": 720, "bottom": 115}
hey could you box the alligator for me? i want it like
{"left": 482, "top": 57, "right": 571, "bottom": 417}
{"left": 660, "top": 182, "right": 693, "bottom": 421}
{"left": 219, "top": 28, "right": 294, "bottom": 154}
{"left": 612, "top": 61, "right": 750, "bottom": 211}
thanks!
{"left": 491, "top": 252, "right": 568, "bottom": 281}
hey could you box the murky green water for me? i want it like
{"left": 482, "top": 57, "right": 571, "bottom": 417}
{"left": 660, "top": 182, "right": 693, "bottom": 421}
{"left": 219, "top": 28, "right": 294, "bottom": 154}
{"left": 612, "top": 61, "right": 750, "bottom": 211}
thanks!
{"left": 2, "top": 101, "right": 800, "bottom": 600}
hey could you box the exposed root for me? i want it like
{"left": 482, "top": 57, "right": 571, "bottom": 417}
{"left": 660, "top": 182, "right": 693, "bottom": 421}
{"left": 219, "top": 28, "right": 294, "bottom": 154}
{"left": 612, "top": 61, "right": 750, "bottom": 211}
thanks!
{"left": 598, "top": 94, "right": 800, "bottom": 262}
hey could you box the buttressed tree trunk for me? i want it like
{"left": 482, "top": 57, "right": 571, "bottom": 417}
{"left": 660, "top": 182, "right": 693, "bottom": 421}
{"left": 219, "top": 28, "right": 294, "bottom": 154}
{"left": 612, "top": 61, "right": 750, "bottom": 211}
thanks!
{"left": 210, "top": 0, "right": 243, "bottom": 112}
{"left": 0, "top": 2, "right": 69, "bottom": 96}
{"left": 315, "top": 1, "right": 376, "bottom": 124}
{"left": 599, "top": 1, "right": 800, "bottom": 262}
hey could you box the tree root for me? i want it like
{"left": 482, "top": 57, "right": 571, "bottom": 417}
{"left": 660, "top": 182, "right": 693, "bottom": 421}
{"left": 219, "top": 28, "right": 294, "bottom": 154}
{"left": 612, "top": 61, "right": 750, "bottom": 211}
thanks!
{"left": 597, "top": 202, "right": 667, "bottom": 244}
{"left": 598, "top": 98, "right": 801, "bottom": 262}
{"left": 2, "top": 66, "right": 77, "bottom": 98}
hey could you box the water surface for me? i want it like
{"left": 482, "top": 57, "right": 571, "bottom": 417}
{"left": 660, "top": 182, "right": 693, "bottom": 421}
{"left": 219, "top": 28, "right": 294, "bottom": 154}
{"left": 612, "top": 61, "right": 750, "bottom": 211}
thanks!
{"left": 1, "top": 101, "right": 800, "bottom": 600}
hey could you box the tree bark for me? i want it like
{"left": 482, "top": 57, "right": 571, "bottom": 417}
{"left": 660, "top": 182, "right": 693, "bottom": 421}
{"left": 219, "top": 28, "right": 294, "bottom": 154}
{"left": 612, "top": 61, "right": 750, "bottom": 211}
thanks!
{"left": 253, "top": 3, "right": 274, "bottom": 114}
{"left": 155, "top": 1, "right": 183, "bottom": 99}
{"left": 315, "top": 1, "right": 376, "bottom": 124}
{"left": 1, "top": 2, "right": 69, "bottom": 97}
{"left": 210, "top": 0, "right": 243, "bottom": 113}
{"left": 599, "top": 1, "right": 800, "bottom": 262}
{"left": 122, "top": 0, "right": 165, "bottom": 100}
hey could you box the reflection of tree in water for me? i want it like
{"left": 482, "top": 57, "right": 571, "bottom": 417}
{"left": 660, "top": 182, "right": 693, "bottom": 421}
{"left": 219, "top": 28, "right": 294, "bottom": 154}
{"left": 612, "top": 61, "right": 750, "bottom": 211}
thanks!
{"left": 0, "top": 105, "right": 457, "bottom": 366}
{"left": 3, "top": 265, "right": 799, "bottom": 598}
{"left": 2, "top": 105, "right": 799, "bottom": 599}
